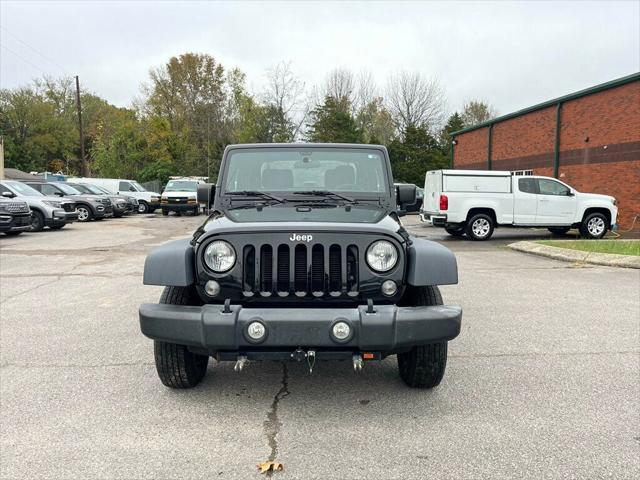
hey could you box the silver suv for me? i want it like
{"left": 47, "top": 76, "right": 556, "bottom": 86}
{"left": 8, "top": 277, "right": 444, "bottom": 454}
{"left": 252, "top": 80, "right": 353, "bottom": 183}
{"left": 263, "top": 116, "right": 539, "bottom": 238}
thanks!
{"left": 0, "top": 181, "right": 78, "bottom": 231}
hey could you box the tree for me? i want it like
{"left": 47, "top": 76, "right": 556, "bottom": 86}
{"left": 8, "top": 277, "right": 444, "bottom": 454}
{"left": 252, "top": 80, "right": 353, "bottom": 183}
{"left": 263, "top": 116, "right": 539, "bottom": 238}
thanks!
{"left": 323, "top": 68, "right": 355, "bottom": 113}
{"left": 439, "top": 112, "right": 465, "bottom": 164}
{"left": 306, "top": 96, "right": 361, "bottom": 143}
{"left": 386, "top": 72, "right": 446, "bottom": 135}
{"left": 263, "top": 61, "right": 307, "bottom": 141}
{"left": 356, "top": 97, "right": 395, "bottom": 145}
{"left": 387, "top": 125, "right": 449, "bottom": 185}
{"left": 461, "top": 100, "right": 497, "bottom": 127}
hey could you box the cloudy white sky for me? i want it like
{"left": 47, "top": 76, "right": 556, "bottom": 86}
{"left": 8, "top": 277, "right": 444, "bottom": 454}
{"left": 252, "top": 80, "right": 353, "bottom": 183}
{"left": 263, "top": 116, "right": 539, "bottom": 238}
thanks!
{"left": 1, "top": 0, "right": 638, "bottom": 117}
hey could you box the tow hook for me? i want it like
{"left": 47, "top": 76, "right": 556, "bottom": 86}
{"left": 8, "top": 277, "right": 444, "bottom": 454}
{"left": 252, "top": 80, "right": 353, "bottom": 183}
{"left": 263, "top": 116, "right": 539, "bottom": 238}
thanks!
{"left": 290, "top": 348, "right": 317, "bottom": 373}
{"left": 352, "top": 354, "right": 363, "bottom": 372}
{"left": 234, "top": 355, "right": 248, "bottom": 372}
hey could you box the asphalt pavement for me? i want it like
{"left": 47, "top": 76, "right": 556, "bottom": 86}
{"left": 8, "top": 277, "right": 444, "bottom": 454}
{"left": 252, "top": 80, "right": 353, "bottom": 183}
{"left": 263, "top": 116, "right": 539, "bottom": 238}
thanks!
{"left": 1, "top": 213, "right": 638, "bottom": 479}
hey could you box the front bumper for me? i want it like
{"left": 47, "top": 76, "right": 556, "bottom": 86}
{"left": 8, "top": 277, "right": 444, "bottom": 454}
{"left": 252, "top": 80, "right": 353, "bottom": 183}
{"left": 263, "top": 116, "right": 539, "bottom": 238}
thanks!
{"left": 4, "top": 213, "right": 32, "bottom": 232}
{"left": 47, "top": 209, "right": 78, "bottom": 226}
{"left": 161, "top": 203, "right": 198, "bottom": 212}
{"left": 139, "top": 303, "right": 462, "bottom": 351}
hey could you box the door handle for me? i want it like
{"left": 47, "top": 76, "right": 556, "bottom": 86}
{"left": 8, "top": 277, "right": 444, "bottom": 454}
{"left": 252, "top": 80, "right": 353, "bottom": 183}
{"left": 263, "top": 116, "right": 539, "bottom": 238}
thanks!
{"left": 539, "top": 199, "right": 549, "bottom": 202}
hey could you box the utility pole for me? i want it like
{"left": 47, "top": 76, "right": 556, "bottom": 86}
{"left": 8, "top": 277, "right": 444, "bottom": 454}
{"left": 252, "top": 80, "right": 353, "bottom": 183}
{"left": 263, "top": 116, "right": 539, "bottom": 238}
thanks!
{"left": 75, "top": 75, "right": 88, "bottom": 176}
{"left": 207, "top": 116, "right": 211, "bottom": 181}
{"left": 0, "top": 136, "right": 5, "bottom": 180}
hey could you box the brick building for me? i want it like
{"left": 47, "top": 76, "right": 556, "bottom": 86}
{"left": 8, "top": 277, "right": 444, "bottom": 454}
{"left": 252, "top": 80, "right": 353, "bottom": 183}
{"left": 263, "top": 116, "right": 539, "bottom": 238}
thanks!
{"left": 451, "top": 73, "right": 640, "bottom": 229}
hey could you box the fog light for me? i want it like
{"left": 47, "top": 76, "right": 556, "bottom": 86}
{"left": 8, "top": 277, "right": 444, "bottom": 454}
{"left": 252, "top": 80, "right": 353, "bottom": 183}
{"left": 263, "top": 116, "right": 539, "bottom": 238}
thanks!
{"left": 204, "top": 280, "right": 220, "bottom": 297}
{"left": 247, "top": 321, "right": 266, "bottom": 340}
{"left": 332, "top": 321, "right": 351, "bottom": 341}
{"left": 381, "top": 280, "right": 397, "bottom": 296}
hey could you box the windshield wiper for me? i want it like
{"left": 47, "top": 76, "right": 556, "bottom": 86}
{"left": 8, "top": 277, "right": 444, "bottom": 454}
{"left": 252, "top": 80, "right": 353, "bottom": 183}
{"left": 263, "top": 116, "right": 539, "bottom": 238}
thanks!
{"left": 227, "top": 191, "right": 285, "bottom": 203}
{"left": 292, "top": 190, "right": 357, "bottom": 203}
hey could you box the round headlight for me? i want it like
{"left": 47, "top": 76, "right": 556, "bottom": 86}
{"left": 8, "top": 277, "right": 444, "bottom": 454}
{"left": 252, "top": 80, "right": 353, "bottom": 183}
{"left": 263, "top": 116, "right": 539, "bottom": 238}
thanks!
{"left": 332, "top": 321, "right": 351, "bottom": 341}
{"left": 204, "top": 240, "right": 236, "bottom": 272}
{"left": 366, "top": 240, "right": 398, "bottom": 272}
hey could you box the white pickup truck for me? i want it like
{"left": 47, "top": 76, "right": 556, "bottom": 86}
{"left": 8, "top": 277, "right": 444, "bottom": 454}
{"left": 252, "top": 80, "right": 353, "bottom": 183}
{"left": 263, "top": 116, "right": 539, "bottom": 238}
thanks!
{"left": 420, "top": 170, "right": 617, "bottom": 240}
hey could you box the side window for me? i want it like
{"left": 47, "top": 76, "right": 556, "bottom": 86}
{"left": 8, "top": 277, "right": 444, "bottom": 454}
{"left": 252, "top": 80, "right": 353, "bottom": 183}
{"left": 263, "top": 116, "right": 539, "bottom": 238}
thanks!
{"left": 119, "top": 181, "right": 132, "bottom": 192}
{"left": 41, "top": 184, "right": 58, "bottom": 196}
{"left": 27, "top": 183, "right": 42, "bottom": 193}
{"left": 538, "top": 179, "right": 570, "bottom": 196}
{"left": 518, "top": 178, "right": 538, "bottom": 194}
{"left": 0, "top": 183, "right": 11, "bottom": 195}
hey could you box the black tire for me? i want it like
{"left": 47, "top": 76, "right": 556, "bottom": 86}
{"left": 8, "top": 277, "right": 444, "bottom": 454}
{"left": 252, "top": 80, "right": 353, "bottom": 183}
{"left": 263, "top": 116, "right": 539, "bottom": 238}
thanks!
{"left": 396, "top": 286, "right": 449, "bottom": 389}
{"left": 465, "top": 213, "right": 494, "bottom": 241}
{"left": 154, "top": 286, "right": 209, "bottom": 388}
{"left": 580, "top": 212, "right": 608, "bottom": 239}
{"left": 76, "top": 205, "right": 93, "bottom": 222}
{"left": 548, "top": 227, "right": 571, "bottom": 236}
{"left": 162, "top": 210, "right": 169, "bottom": 216}
{"left": 445, "top": 226, "right": 465, "bottom": 237}
{"left": 192, "top": 207, "right": 200, "bottom": 216}
{"left": 4, "top": 231, "right": 22, "bottom": 236}
{"left": 49, "top": 224, "right": 65, "bottom": 230}
{"left": 30, "top": 210, "right": 45, "bottom": 232}
{"left": 138, "top": 201, "right": 149, "bottom": 214}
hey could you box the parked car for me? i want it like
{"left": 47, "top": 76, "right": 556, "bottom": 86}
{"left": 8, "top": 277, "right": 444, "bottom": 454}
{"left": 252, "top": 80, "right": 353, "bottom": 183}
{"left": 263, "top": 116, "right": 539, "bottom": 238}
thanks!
{"left": 139, "top": 143, "right": 462, "bottom": 390}
{"left": 68, "top": 177, "right": 161, "bottom": 214}
{"left": 88, "top": 184, "right": 139, "bottom": 213}
{"left": 67, "top": 182, "right": 132, "bottom": 218}
{"left": 0, "top": 180, "right": 78, "bottom": 231}
{"left": 420, "top": 170, "right": 618, "bottom": 240}
{"left": 0, "top": 195, "right": 32, "bottom": 236}
{"left": 160, "top": 178, "right": 202, "bottom": 216}
{"left": 24, "top": 181, "right": 112, "bottom": 222}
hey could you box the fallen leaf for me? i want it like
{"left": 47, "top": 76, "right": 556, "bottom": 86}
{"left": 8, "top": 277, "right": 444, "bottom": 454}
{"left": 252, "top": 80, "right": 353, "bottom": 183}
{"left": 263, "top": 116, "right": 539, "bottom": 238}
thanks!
{"left": 257, "top": 461, "right": 284, "bottom": 474}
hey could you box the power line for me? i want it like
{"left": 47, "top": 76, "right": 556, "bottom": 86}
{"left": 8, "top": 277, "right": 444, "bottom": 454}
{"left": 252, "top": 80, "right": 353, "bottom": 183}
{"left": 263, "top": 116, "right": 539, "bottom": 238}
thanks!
{"left": 0, "top": 25, "right": 67, "bottom": 74}
{"left": 1, "top": 44, "right": 47, "bottom": 75}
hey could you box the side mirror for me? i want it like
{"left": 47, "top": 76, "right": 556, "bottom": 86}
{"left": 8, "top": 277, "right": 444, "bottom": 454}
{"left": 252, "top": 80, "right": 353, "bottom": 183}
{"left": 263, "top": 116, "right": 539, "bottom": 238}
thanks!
{"left": 55, "top": 191, "right": 64, "bottom": 197}
{"left": 396, "top": 184, "right": 417, "bottom": 206}
{"left": 197, "top": 183, "right": 216, "bottom": 208}
{"left": 1, "top": 191, "right": 15, "bottom": 198}
{"left": 566, "top": 190, "right": 575, "bottom": 197}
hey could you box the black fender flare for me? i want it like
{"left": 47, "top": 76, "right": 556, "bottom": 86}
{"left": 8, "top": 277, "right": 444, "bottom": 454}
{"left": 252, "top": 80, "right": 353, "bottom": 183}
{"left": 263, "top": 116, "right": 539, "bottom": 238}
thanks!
{"left": 406, "top": 237, "right": 458, "bottom": 286}
{"left": 143, "top": 238, "right": 195, "bottom": 286}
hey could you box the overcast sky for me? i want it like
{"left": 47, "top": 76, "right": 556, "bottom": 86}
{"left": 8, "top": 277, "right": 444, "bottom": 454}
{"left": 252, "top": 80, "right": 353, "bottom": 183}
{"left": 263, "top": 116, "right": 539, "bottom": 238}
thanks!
{"left": 1, "top": 0, "right": 638, "bottom": 117}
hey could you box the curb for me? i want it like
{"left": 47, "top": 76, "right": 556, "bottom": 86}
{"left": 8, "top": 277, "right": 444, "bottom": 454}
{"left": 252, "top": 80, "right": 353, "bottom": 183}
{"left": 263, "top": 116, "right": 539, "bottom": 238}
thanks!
{"left": 507, "top": 241, "right": 640, "bottom": 269}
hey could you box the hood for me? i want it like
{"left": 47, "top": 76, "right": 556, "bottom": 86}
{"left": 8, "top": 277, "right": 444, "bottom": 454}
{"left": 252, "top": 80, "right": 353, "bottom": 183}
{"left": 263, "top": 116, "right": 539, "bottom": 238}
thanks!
{"left": 576, "top": 192, "right": 616, "bottom": 203}
{"left": 199, "top": 210, "right": 403, "bottom": 239}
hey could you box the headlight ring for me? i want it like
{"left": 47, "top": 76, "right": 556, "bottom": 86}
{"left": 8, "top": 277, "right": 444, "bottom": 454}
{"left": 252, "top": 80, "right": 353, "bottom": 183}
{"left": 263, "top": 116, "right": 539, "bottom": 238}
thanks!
{"left": 203, "top": 240, "right": 236, "bottom": 273}
{"left": 366, "top": 240, "right": 398, "bottom": 272}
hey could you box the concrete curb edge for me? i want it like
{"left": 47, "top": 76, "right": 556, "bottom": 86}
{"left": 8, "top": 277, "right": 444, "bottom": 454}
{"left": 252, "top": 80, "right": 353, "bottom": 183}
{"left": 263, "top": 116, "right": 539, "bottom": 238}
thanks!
{"left": 507, "top": 241, "right": 640, "bottom": 269}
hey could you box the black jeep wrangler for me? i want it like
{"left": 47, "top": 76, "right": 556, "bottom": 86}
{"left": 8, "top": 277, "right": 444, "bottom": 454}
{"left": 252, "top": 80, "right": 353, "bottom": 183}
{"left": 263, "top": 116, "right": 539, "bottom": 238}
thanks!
{"left": 139, "top": 144, "right": 462, "bottom": 388}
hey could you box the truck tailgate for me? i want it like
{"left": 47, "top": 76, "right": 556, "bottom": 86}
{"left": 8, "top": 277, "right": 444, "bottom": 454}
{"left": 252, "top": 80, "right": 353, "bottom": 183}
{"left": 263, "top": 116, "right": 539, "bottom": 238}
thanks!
{"left": 424, "top": 171, "right": 442, "bottom": 212}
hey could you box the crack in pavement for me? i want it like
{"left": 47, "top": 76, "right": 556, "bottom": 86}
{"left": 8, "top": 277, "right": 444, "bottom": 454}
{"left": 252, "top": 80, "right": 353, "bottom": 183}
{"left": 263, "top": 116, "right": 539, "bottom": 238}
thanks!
{"left": 263, "top": 362, "right": 290, "bottom": 475}
{"left": 0, "top": 276, "right": 61, "bottom": 302}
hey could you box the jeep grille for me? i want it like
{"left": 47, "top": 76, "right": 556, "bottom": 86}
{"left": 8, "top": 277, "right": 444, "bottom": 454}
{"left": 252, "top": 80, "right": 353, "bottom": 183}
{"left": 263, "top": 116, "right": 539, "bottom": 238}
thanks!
{"left": 242, "top": 243, "right": 359, "bottom": 297}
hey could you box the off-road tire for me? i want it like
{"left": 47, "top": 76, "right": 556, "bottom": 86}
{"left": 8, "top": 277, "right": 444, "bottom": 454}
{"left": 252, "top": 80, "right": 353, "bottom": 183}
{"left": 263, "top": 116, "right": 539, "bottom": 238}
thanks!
{"left": 465, "top": 213, "right": 494, "bottom": 241}
{"left": 396, "top": 286, "right": 448, "bottom": 389}
{"left": 580, "top": 212, "right": 608, "bottom": 239}
{"left": 154, "top": 286, "right": 209, "bottom": 388}
{"left": 548, "top": 226, "right": 571, "bottom": 236}
{"left": 30, "top": 211, "right": 45, "bottom": 232}
{"left": 445, "top": 226, "right": 465, "bottom": 237}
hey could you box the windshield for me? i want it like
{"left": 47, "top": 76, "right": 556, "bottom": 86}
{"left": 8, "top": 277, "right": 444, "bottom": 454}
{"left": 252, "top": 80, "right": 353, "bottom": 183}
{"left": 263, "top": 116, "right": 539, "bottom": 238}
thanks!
{"left": 5, "top": 181, "right": 43, "bottom": 196}
{"left": 164, "top": 180, "right": 198, "bottom": 192}
{"left": 223, "top": 147, "right": 389, "bottom": 196}
{"left": 132, "top": 181, "right": 146, "bottom": 192}
{"left": 55, "top": 183, "right": 82, "bottom": 195}
{"left": 81, "top": 184, "right": 108, "bottom": 195}
{"left": 69, "top": 184, "right": 91, "bottom": 194}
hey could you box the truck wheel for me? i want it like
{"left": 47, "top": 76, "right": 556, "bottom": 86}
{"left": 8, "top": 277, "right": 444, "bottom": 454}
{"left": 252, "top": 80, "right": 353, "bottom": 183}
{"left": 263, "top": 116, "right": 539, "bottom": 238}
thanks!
{"left": 153, "top": 286, "right": 209, "bottom": 388}
{"left": 4, "top": 231, "right": 22, "bottom": 236}
{"left": 192, "top": 207, "right": 200, "bottom": 216}
{"left": 445, "top": 226, "right": 465, "bottom": 237}
{"left": 396, "top": 286, "right": 448, "bottom": 389}
{"left": 138, "top": 201, "right": 149, "bottom": 214}
{"left": 580, "top": 213, "right": 608, "bottom": 239}
{"left": 548, "top": 227, "right": 570, "bottom": 236}
{"left": 162, "top": 210, "right": 169, "bottom": 216}
{"left": 465, "top": 213, "right": 494, "bottom": 241}
{"left": 30, "top": 211, "right": 45, "bottom": 232}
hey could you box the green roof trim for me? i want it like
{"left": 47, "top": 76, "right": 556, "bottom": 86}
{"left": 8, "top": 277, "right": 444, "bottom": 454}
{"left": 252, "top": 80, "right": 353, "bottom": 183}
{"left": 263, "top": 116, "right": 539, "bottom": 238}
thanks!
{"left": 451, "top": 72, "right": 640, "bottom": 136}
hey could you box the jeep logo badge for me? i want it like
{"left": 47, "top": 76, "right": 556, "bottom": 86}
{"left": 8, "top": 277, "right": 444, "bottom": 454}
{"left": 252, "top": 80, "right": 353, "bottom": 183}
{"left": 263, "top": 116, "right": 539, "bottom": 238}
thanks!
{"left": 290, "top": 233, "right": 313, "bottom": 242}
